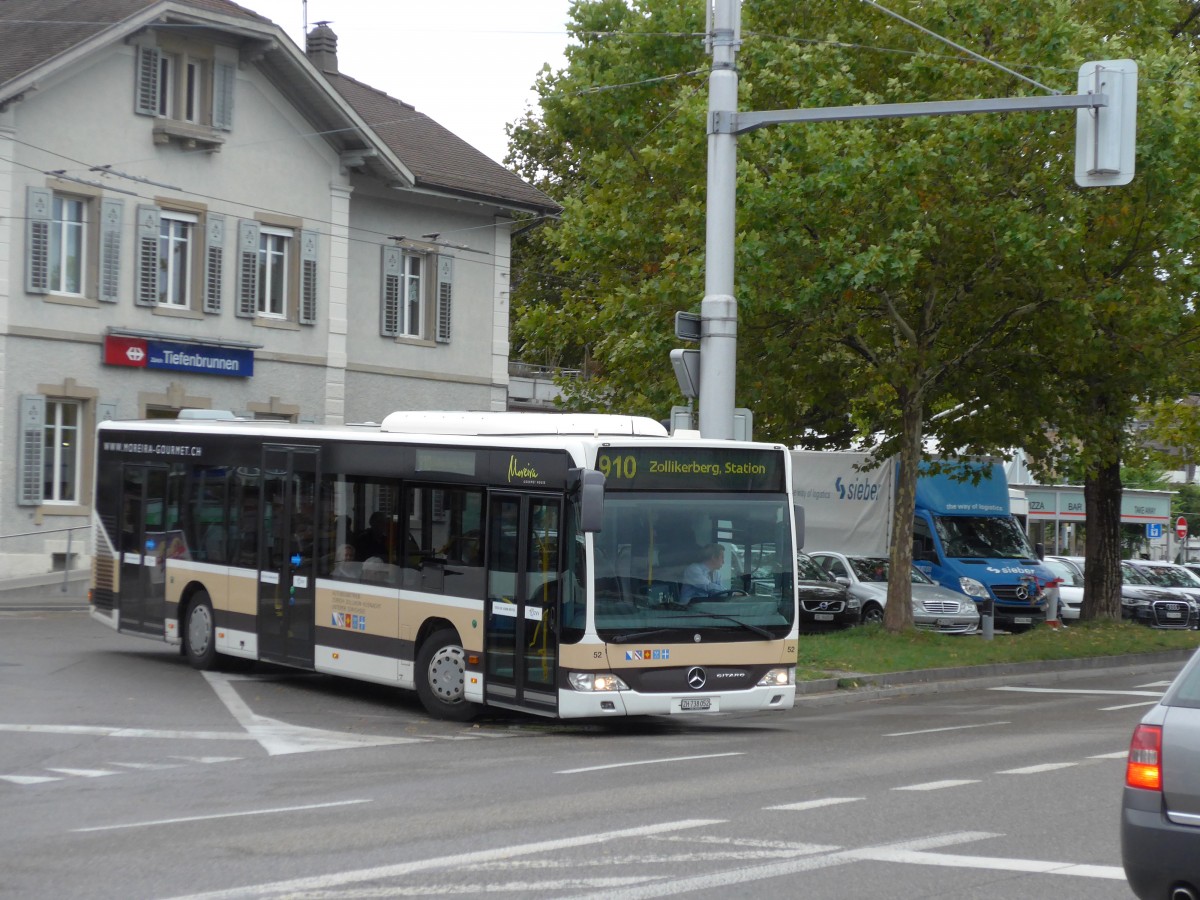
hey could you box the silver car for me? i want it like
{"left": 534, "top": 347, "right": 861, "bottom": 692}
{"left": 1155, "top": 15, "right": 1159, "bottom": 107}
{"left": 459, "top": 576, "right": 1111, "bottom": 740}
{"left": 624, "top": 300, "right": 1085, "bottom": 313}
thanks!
{"left": 1121, "top": 646, "right": 1200, "bottom": 898}
{"left": 810, "top": 551, "right": 980, "bottom": 633}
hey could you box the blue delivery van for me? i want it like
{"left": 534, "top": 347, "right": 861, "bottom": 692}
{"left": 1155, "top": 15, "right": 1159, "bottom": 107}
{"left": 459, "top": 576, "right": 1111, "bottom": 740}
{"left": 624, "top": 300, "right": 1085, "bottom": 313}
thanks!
{"left": 792, "top": 451, "right": 1058, "bottom": 630}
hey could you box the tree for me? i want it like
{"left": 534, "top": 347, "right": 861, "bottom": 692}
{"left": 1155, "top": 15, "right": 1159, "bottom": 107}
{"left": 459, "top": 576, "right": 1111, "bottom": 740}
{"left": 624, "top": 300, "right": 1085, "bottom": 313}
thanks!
{"left": 508, "top": 0, "right": 1200, "bottom": 630}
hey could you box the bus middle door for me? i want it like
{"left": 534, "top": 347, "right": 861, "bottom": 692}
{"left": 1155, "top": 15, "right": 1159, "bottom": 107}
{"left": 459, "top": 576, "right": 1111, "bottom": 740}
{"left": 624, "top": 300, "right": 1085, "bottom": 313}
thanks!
{"left": 257, "top": 445, "right": 319, "bottom": 668}
{"left": 117, "top": 463, "right": 170, "bottom": 636}
{"left": 485, "top": 492, "right": 561, "bottom": 715}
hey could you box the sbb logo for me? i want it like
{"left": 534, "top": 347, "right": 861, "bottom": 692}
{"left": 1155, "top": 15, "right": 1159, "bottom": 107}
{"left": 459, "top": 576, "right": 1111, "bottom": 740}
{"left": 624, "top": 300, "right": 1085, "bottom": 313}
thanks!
{"left": 835, "top": 476, "right": 880, "bottom": 502}
{"left": 125, "top": 346, "right": 146, "bottom": 362}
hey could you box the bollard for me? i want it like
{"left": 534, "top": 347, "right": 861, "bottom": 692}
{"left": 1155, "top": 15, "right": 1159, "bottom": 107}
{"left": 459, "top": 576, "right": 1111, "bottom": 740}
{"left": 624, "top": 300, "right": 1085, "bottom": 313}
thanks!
{"left": 980, "top": 598, "right": 994, "bottom": 641}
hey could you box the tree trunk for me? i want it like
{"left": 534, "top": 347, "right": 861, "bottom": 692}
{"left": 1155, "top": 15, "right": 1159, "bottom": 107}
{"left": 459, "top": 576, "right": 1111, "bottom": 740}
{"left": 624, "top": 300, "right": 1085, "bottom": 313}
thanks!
{"left": 884, "top": 394, "right": 921, "bottom": 632}
{"left": 1081, "top": 458, "right": 1123, "bottom": 621}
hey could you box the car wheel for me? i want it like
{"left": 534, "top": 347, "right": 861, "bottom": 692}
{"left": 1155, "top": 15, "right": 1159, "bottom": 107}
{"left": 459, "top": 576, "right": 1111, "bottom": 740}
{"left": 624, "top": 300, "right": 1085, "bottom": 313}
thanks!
{"left": 183, "top": 592, "right": 218, "bottom": 670}
{"left": 860, "top": 602, "right": 884, "bottom": 625}
{"left": 416, "top": 629, "right": 477, "bottom": 721}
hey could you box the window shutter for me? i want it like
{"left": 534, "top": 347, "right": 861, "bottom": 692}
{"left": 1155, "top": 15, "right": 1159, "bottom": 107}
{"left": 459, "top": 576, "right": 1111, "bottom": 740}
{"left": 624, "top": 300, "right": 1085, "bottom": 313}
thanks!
{"left": 204, "top": 215, "right": 224, "bottom": 313}
{"left": 212, "top": 61, "right": 235, "bottom": 130}
{"left": 380, "top": 245, "right": 401, "bottom": 336}
{"left": 25, "top": 186, "right": 52, "bottom": 295}
{"left": 18, "top": 395, "right": 45, "bottom": 506}
{"left": 134, "top": 205, "right": 161, "bottom": 307}
{"left": 98, "top": 198, "right": 123, "bottom": 303}
{"left": 299, "top": 229, "right": 318, "bottom": 325}
{"left": 435, "top": 255, "right": 454, "bottom": 344}
{"left": 135, "top": 45, "right": 161, "bottom": 116}
{"left": 236, "top": 219, "right": 260, "bottom": 318}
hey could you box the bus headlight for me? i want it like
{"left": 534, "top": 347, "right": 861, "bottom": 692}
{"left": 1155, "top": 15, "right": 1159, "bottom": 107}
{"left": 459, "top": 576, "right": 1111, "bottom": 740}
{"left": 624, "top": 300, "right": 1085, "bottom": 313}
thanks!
{"left": 757, "top": 667, "right": 794, "bottom": 687}
{"left": 958, "top": 577, "right": 990, "bottom": 599}
{"left": 568, "top": 672, "right": 629, "bottom": 692}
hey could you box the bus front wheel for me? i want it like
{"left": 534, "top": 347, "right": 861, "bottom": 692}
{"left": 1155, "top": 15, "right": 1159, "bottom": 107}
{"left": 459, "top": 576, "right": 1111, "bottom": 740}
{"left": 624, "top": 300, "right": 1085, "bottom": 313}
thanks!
{"left": 183, "top": 592, "right": 218, "bottom": 670}
{"left": 416, "top": 629, "right": 476, "bottom": 722}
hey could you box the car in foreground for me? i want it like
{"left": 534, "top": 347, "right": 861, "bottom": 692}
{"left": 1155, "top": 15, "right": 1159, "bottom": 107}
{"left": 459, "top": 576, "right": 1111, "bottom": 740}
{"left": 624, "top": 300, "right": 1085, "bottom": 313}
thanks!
{"left": 809, "top": 551, "right": 979, "bottom": 633}
{"left": 795, "top": 551, "right": 860, "bottom": 631}
{"left": 1121, "top": 646, "right": 1200, "bottom": 898}
{"left": 1043, "top": 555, "right": 1084, "bottom": 622}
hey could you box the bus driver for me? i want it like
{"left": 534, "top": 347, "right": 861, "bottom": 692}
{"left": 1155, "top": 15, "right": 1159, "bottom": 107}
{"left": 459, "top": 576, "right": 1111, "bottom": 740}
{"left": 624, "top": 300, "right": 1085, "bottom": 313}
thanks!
{"left": 680, "top": 543, "right": 728, "bottom": 605}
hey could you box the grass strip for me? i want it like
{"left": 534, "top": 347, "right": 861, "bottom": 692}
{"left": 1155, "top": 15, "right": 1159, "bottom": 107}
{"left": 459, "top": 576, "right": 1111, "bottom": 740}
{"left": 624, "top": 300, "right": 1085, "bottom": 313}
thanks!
{"left": 797, "top": 621, "right": 1200, "bottom": 681}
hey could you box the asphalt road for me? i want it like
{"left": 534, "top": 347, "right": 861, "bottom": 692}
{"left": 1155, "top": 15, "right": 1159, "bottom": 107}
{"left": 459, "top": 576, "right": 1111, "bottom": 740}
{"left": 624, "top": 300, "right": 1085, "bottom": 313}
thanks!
{"left": 1, "top": 595, "right": 1178, "bottom": 899}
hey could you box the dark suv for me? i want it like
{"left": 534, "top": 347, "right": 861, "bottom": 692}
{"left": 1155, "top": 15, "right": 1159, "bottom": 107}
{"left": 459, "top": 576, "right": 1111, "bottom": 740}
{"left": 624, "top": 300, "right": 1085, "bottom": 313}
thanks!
{"left": 796, "top": 551, "right": 860, "bottom": 631}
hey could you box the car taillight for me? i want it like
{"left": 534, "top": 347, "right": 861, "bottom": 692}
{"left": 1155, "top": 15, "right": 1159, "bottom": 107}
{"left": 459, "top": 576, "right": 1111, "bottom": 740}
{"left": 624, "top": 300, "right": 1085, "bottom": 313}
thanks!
{"left": 1126, "top": 723, "right": 1163, "bottom": 791}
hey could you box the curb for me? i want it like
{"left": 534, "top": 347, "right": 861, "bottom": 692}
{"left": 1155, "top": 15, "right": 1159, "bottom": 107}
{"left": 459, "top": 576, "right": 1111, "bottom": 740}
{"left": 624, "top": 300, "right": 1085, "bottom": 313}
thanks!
{"left": 795, "top": 648, "right": 1196, "bottom": 705}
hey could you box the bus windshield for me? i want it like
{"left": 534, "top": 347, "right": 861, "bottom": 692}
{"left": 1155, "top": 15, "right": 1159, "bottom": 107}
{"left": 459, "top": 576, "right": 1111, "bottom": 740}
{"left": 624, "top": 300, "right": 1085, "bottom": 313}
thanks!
{"left": 592, "top": 493, "right": 795, "bottom": 641}
{"left": 934, "top": 515, "right": 1036, "bottom": 560}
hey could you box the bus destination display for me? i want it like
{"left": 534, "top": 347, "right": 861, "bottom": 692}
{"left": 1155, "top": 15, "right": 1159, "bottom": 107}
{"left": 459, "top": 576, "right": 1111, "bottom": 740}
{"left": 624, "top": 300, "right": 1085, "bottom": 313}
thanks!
{"left": 596, "top": 447, "right": 784, "bottom": 492}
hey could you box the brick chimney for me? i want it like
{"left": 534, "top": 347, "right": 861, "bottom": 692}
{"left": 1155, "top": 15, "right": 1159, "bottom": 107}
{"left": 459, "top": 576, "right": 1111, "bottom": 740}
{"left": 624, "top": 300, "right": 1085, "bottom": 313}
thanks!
{"left": 306, "top": 22, "right": 338, "bottom": 74}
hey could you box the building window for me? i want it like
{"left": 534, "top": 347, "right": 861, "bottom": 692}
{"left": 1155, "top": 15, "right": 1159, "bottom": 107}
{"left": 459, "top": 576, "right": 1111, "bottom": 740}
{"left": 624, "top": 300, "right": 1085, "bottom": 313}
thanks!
{"left": 50, "top": 195, "right": 86, "bottom": 296}
{"left": 401, "top": 254, "right": 422, "bottom": 337}
{"left": 159, "top": 211, "right": 196, "bottom": 307}
{"left": 136, "top": 44, "right": 234, "bottom": 135}
{"left": 43, "top": 400, "right": 80, "bottom": 504}
{"left": 258, "top": 227, "right": 291, "bottom": 318}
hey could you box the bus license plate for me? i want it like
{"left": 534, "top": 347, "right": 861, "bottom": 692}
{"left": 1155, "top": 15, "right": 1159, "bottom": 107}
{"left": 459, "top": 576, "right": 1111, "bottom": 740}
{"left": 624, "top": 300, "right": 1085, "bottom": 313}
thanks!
{"left": 814, "top": 613, "right": 834, "bottom": 621}
{"left": 1014, "top": 617, "right": 1032, "bottom": 625}
{"left": 675, "top": 697, "right": 715, "bottom": 713}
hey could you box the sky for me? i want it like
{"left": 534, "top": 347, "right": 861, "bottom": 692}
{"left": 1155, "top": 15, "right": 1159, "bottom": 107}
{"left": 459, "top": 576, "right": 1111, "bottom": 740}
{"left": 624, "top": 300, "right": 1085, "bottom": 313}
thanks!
{"left": 240, "top": 0, "right": 574, "bottom": 165}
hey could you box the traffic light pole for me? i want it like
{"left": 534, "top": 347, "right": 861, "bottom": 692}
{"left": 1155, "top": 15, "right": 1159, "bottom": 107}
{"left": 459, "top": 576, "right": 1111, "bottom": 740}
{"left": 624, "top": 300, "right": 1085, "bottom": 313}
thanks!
{"left": 699, "top": 0, "right": 740, "bottom": 439}
{"left": 698, "top": 0, "right": 1132, "bottom": 439}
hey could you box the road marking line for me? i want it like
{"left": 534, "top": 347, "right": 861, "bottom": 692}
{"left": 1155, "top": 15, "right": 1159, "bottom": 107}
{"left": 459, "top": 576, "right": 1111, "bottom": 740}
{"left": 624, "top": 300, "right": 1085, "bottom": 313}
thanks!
{"left": 565, "top": 831, "right": 997, "bottom": 899}
{"left": 997, "top": 763, "right": 1077, "bottom": 775}
{"left": 109, "top": 762, "right": 185, "bottom": 770}
{"left": 990, "top": 687, "right": 1164, "bottom": 697}
{"left": 856, "top": 847, "right": 1125, "bottom": 879}
{"left": 45, "top": 767, "right": 118, "bottom": 778}
{"left": 893, "top": 779, "right": 980, "bottom": 791}
{"left": 556, "top": 753, "right": 743, "bottom": 774}
{"left": 202, "top": 672, "right": 428, "bottom": 755}
{"left": 162, "top": 819, "right": 726, "bottom": 899}
{"left": 0, "top": 724, "right": 256, "bottom": 740}
{"left": 1088, "top": 751, "right": 1128, "bottom": 759}
{"left": 1100, "top": 701, "right": 1159, "bottom": 711}
{"left": 765, "top": 797, "right": 863, "bottom": 811}
{"left": 885, "top": 721, "right": 1009, "bottom": 737}
{"left": 73, "top": 799, "right": 374, "bottom": 832}
{"left": 168, "top": 756, "right": 243, "bottom": 764}
{"left": 0, "top": 775, "right": 62, "bottom": 785}
{"left": 1136, "top": 680, "right": 1174, "bottom": 688}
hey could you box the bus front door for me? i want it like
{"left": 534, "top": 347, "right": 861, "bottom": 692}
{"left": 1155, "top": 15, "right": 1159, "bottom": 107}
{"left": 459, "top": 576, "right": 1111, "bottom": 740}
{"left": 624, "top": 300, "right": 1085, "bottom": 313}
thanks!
{"left": 256, "top": 445, "right": 319, "bottom": 668}
{"left": 485, "top": 493, "right": 561, "bottom": 715}
{"left": 117, "top": 463, "right": 170, "bottom": 636}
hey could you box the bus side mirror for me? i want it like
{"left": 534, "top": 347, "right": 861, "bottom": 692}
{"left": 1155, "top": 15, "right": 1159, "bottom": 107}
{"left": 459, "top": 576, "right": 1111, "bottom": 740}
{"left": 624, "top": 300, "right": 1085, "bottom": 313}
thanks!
{"left": 572, "top": 468, "right": 606, "bottom": 533}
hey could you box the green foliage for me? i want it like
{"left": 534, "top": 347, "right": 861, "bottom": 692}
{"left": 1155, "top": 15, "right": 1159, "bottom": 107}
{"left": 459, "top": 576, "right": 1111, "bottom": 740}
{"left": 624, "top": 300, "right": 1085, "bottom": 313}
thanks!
{"left": 507, "top": 0, "right": 1200, "bottom": 623}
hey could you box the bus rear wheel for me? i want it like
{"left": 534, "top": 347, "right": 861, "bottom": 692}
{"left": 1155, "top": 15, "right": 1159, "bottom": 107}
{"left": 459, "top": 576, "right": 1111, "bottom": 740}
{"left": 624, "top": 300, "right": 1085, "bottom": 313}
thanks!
{"left": 183, "top": 592, "right": 218, "bottom": 670}
{"left": 416, "top": 629, "right": 476, "bottom": 722}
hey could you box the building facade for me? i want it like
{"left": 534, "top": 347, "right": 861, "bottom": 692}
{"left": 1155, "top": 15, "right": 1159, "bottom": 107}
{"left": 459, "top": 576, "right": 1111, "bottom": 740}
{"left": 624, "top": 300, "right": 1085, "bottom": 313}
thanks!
{"left": 0, "top": 1, "right": 556, "bottom": 577}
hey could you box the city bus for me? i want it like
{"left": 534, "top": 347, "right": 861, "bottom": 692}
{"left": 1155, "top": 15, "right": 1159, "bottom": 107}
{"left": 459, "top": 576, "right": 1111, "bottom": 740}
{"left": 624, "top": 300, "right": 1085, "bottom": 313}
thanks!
{"left": 89, "top": 411, "right": 800, "bottom": 720}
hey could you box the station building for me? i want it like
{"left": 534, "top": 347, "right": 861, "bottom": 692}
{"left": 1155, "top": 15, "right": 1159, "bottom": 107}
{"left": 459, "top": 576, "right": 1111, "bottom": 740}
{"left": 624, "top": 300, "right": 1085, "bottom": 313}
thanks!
{"left": 0, "top": 0, "right": 557, "bottom": 576}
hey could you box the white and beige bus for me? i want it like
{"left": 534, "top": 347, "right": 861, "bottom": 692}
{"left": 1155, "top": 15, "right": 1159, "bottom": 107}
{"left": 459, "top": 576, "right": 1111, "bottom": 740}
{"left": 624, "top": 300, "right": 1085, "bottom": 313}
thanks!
{"left": 90, "top": 411, "right": 799, "bottom": 720}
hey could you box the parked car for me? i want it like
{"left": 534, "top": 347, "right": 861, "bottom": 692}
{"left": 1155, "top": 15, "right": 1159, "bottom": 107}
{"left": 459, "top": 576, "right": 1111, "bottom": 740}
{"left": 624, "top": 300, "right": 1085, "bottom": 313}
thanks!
{"left": 795, "top": 551, "right": 860, "bottom": 631}
{"left": 1043, "top": 555, "right": 1084, "bottom": 622}
{"left": 809, "top": 551, "right": 980, "bottom": 634}
{"left": 1122, "top": 560, "right": 1200, "bottom": 630}
{"left": 1121, "top": 645, "right": 1200, "bottom": 898}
